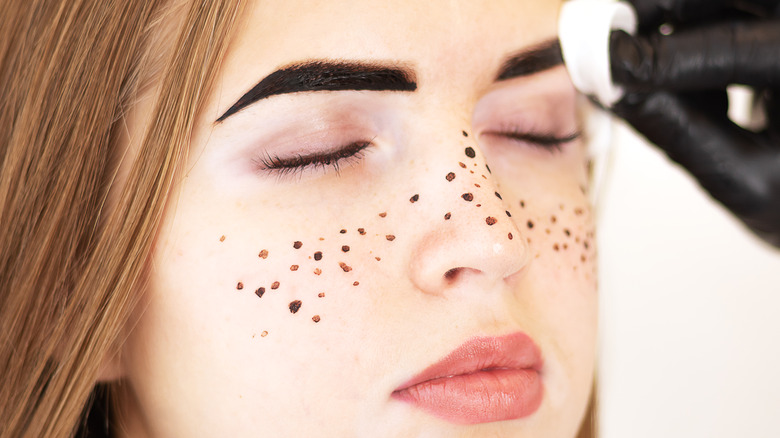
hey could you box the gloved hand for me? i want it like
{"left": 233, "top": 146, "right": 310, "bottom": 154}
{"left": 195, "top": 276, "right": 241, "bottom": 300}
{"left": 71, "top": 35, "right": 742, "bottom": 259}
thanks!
{"left": 608, "top": 0, "right": 780, "bottom": 248}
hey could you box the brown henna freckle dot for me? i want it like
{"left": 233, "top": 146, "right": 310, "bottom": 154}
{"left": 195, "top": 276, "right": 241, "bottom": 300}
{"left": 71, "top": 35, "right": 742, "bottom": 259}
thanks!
{"left": 465, "top": 147, "right": 476, "bottom": 158}
{"left": 375, "top": 256, "right": 381, "bottom": 261}
{"left": 258, "top": 249, "right": 268, "bottom": 259}
{"left": 219, "top": 235, "right": 225, "bottom": 242}
{"left": 553, "top": 244, "right": 560, "bottom": 251}
{"left": 313, "top": 268, "right": 322, "bottom": 275}
{"left": 551, "top": 215, "right": 557, "bottom": 224}
{"left": 340, "top": 229, "right": 347, "bottom": 234}
{"left": 271, "top": 281, "right": 280, "bottom": 289}
{"left": 505, "top": 210, "right": 511, "bottom": 217}
{"left": 520, "top": 200, "right": 525, "bottom": 208}
{"left": 444, "top": 212, "right": 451, "bottom": 220}
{"left": 255, "top": 287, "right": 265, "bottom": 298}
{"left": 236, "top": 282, "right": 243, "bottom": 290}
{"left": 339, "top": 262, "right": 352, "bottom": 272}
{"left": 318, "top": 292, "right": 325, "bottom": 298}
{"left": 527, "top": 220, "right": 534, "bottom": 229}
{"left": 341, "top": 245, "right": 350, "bottom": 253}
{"left": 576, "top": 237, "right": 581, "bottom": 243}
{"left": 563, "top": 243, "right": 568, "bottom": 250}
{"left": 584, "top": 241, "right": 590, "bottom": 249}
{"left": 495, "top": 192, "right": 502, "bottom": 200}
{"left": 462, "top": 130, "right": 468, "bottom": 137}
{"left": 527, "top": 238, "right": 532, "bottom": 244}
{"left": 410, "top": 194, "right": 419, "bottom": 203}
{"left": 379, "top": 212, "right": 387, "bottom": 218}
{"left": 486, "top": 216, "right": 497, "bottom": 226}
{"left": 470, "top": 170, "right": 474, "bottom": 174}
{"left": 476, "top": 203, "right": 482, "bottom": 207}
{"left": 314, "top": 251, "right": 322, "bottom": 261}
{"left": 564, "top": 229, "right": 571, "bottom": 237}
{"left": 358, "top": 228, "right": 366, "bottom": 235}
{"left": 290, "top": 265, "right": 299, "bottom": 271}
{"left": 486, "top": 164, "right": 491, "bottom": 173}
{"left": 261, "top": 331, "right": 268, "bottom": 337}
{"left": 312, "top": 315, "right": 321, "bottom": 323}
{"left": 575, "top": 207, "right": 584, "bottom": 216}
{"left": 482, "top": 174, "right": 487, "bottom": 180}
{"left": 293, "top": 241, "right": 302, "bottom": 249}
{"left": 446, "top": 172, "right": 456, "bottom": 182}
{"left": 289, "top": 300, "right": 302, "bottom": 314}
{"left": 385, "top": 234, "right": 396, "bottom": 241}
{"left": 459, "top": 162, "right": 467, "bottom": 169}
{"left": 474, "top": 183, "right": 481, "bottom": 188}
{"left": 462, "top": 193, "right": 473, "bottom": 202}
{"left": 559, "top": 204, "right": 564, "bottom": 211}
{"left": 508, "top": 232, "right": 514, "bottom": 240}
{"left": 353, "top": 281, "right": 359, "bottom": 286}
{"left": 581, "top": 254, "right": 587, "bottom": 263}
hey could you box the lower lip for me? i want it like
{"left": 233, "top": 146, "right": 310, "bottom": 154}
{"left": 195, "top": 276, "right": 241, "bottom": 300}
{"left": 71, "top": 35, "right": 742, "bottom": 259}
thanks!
{"left": 392, "top": 367, "right": 543, "bottom": 424}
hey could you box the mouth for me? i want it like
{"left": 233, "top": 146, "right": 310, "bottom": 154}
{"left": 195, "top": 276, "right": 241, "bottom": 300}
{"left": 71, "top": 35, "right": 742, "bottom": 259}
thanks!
{"left": 391, "top": 332, "right": 544, "bottom": 425}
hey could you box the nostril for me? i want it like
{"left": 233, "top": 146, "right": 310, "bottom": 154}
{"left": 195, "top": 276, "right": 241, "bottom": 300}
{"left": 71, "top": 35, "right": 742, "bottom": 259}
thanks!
{"left": 444, "top": 268, "right": 460, "bottom": 282}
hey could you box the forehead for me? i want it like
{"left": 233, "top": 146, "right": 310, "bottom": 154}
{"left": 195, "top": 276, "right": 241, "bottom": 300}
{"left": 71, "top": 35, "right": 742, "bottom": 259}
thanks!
{"left": 217, "top": 0, "right": 562, "bottom": 102}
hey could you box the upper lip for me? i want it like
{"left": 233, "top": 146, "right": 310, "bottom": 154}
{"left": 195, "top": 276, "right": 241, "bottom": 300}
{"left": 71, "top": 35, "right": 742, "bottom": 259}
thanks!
{"left": 393, "top": 332, "right": 544, "bottom": 392}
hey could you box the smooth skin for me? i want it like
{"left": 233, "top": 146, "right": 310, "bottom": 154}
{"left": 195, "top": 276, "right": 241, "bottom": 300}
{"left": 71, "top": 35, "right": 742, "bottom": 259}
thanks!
{"left": 110, "top": 1, "right": 598, "bottom": 437}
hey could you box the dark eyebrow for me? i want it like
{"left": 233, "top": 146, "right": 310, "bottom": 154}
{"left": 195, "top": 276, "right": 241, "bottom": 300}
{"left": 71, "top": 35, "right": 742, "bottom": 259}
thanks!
{"left": 215, "top": 61, "right": 417, "bottom": 122}
{"left": 496, "top": 39, "right": 563, "bottom": 81}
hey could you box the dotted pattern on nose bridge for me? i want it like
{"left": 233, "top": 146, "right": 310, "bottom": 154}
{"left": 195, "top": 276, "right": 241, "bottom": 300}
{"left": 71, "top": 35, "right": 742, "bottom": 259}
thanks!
{"left": 426, "top": 135, "right": 519, "bottom": 239}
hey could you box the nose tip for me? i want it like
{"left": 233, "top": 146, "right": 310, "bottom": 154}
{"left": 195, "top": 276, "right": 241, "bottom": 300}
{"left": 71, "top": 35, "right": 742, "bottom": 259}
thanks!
{"left": 409, "top": 216, "right": 530, "bottom": 295}
{"left": 408, "top": 165, "right": 531, "bottom": 295}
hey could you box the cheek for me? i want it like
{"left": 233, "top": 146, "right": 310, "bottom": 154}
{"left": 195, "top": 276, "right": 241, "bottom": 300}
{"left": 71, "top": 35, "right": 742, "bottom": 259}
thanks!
{"left": 516, "top": 197, "right": 597, "bottom": 283}
{"left": 485, "top": 140, "right": 597, "bottom": 285}
{"left": 155, "top": 198, "right": 400, "bottom": 335}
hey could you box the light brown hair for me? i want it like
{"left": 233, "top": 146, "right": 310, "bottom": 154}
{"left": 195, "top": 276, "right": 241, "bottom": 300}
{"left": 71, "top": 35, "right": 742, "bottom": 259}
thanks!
{"left": 0, "top": 0, "right": 243, "bottom": 436}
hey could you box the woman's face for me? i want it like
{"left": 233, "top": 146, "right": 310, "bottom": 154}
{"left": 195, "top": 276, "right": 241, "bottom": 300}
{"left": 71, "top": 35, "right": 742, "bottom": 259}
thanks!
{"left": 118, "top": 0, "right": 597, "bottom": 436}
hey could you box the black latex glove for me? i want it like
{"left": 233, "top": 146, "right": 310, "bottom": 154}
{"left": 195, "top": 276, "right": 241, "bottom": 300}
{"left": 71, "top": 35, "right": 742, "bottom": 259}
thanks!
{"left": 609, "top": 0, "right": 780, "bottom": 248}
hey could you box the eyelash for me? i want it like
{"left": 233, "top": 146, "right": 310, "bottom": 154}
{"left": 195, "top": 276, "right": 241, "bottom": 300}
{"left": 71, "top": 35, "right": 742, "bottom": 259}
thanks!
{"left": 496, "top": 128, "right": 582, "bottom": 152}
{"left": 255, "top": 129, "right": 581, "bottom": 178}
{"left": 254, "top": 140, "right": 372, "bottom": 178}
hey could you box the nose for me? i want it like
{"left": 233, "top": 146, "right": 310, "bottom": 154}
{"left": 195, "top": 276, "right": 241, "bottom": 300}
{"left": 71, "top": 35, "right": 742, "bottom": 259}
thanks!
{"left": 408, "top": 140, "right": 531, "bottom": 296}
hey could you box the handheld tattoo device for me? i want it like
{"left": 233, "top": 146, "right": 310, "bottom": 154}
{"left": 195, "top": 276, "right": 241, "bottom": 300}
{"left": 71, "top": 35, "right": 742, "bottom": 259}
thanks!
{"left": 558, "top": 0, "right": 638, "bottom": 107}
{"left": 557, "top": 0, "right": 639, "bottom": 207}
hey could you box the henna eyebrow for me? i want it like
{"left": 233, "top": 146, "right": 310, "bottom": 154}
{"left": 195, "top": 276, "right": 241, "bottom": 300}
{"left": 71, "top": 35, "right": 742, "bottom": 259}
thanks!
{"left": 216, "top": 60, "right": 417, "bottom": 122}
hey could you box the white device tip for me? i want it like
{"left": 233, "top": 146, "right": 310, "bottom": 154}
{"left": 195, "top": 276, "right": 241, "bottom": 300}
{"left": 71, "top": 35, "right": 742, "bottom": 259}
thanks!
{"left": 559, "top": 0, "right": 637, "bottom": 107}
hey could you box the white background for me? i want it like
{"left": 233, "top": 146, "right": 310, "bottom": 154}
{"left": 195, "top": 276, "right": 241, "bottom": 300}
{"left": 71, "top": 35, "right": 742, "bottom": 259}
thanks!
{"left": 597, "top": 120, "right": 780, "bottom": 437}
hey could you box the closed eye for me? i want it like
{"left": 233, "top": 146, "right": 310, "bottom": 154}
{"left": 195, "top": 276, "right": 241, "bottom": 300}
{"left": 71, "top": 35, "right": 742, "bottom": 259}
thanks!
{"left": 492, "top": 129, "right": 581, "bottom": 152}
{"left": 252, "top": 140, "right": 373, "bottom": 178}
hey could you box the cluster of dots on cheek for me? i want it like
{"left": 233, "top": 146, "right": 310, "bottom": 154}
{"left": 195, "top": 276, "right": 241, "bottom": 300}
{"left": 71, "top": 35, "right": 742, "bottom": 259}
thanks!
{"left": 221, "top": 206, "right": 405, "bottom": 335}
{"left": 516, "top": 199, "right": 598, "bottom": 279}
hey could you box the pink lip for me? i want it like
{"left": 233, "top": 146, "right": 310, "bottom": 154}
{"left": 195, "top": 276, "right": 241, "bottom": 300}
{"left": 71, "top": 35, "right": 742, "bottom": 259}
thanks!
{"left": 391, "top": 332, "right": 544, "bottom": 425}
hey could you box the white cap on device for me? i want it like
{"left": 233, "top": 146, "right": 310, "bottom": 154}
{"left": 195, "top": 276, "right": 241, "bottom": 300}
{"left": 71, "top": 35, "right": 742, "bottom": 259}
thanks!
{"left": 559, "top": 0, "right": 638, "bottom": 107}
